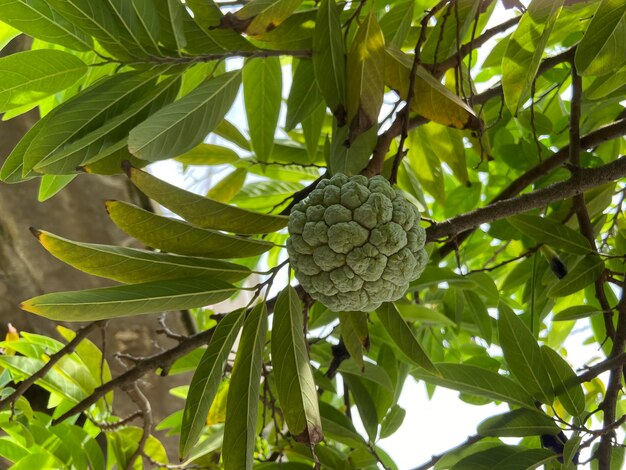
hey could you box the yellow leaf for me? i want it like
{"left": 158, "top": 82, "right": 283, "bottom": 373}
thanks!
{"left": 384, "top": 48, "right": 480, "bottom": 130}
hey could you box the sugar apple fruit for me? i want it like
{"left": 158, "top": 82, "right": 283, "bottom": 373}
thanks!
{"left": 286, "top": 173, "right": 428, "bottom": 312}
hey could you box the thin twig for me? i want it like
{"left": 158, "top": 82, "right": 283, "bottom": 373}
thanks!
{"left": 124, "top": 384, "right": 152, "bottom": 470}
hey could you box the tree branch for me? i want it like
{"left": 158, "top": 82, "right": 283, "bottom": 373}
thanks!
{"left": 578, "top": 352, "right": 626, "bottom": 383}
{"left": 437, "top": 117, "right": 626, "bottom": 257}
{"left": 426, "top": 156, "right": 626, "bottom": 242}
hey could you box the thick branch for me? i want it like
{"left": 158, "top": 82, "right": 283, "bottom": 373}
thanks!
{"left": 426, "top": 156, "right": 626, "bottom": 242}
{"left": 0, "top": 321, "right": 101, "bottom": 411}
{"left": 438, "top": 117, "right": 626, "bottom": 257}
{"left": 578, "top": 353, "right": 626, "bottom": 383}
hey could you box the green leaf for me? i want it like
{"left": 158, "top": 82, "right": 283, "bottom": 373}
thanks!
{"left": 541, "top": 346, "right": 586, "bottom": 417}
{"left": 105, "top": 200, "right": 274, "bottom": 258}
{"left": 32, "top": 229, "right": 251, "bottom": 284}
{"left": 477, "top": 409, "right": 561, "bottom": 437}
{"left": 426, "top": 124, "right": 470, "bottom": 186}
{"left": 490, "top": 448, "right": 557, "bottom": 469}
{"left": 183, "top": 3, "right": 255, "bottom": 54}
{"left": 0, "top": 49, "right": 86, "bottom": 113}
{"left": 234, "top": 0, "right": 304, "bottom": 36}
{"left": 313, "top": 0, "right": 346, "bottom": 120}
{"left": 105, "top": 0, "right": 161, "bottom": 56}
{"left": 0, "top": 356, "right": 86, "bottom": 402}
{"left": 384, "top": 48, "right": 480, "bottom": 130}
{"left": 395, "top": 303, "right": 456, "bottom": 327}
{"left": 508, "top": 214, "right": 592, "bottom": 255}
{"left": 20, "top": 276, "right": 237, "bottom": 321}
{"left": 9, "top": 452, "right": 66, "bottom": 470}
{"left": 563, "top": 434, "right": 582, "bottom": 466}
{"left": 502, "top": 0, "right": 564, "bottom": 113}
{"left": 498, "top": 304, "right": 554, "bottom": 404}
{"left": 37, "top": 174, "right": 76, "bottom": 202}
{"left": 412, "top": 363, "right": 536, "bottom": 410}
{"left": 79, "top": 138, "right": 147, "bottom": 176}
{"left": 231, "top": 180, "right": 303, "bottom": 210}
{"left": 410, "top": 266, "right": 476, "bottom": 289}
{"left": 44, "top": 0, "right": 135, "bottom": 59}
{"left": 285, "top": 59, "right": 323, "bottom": 131}
{"left": 318, "top": 401, "right": 367, "bottom": 449}
{"left": 339, "top": 312, "right": 369, "bottom": 370}
{"left": 346, "top": 13, "right": 385, "bottom": 142}
{"left": 586, "top": 65, "right": 626, "bottom": 100}
{"left": 175, "top": 143, "right": 240, "bottom": 166}
{"left": 127, "top": 0, "right": 162, "bottom": 55}
{"left": 180, "top": 309, "right": 244, "bottom": 458}
{"left": 379, "top": 0, "right": 414, "bottom": 49}
{"left": 14, "top": 71, "right": 158, "bottom": 177}
{"left": 575, "top": 0, "right": 626, "bottom": 76}
{"left": 129, "top": 71, "right": 241, "bottom": 161}
{"left": 126, "top": 166, "right": 288, "bottom": 234}
{"left": 553, "top": 305, "right": 604, "bottom": 321}
{"left": 272, "top": 286, "right": 323, "bottom": 445}
{"left": 379, "top": 404, "right": 406, "bottom": 439}
{"left": 156, "top": 0, "right": 186, "bottom": 52}
{"left": 375, "top": 303, "right": 438, "bottom": 374}
{"left": 548, "top": 255, "right": 605, "bottom": 297}
{"left": 302, "top": 101, "right": 326, "bottom": 162}
{"left": 0, "top": 21, "right": 19, "bottom": 52}
{"left": 243, "top": 57, "right": 281, "bottom": 162}
{"left": 464, "top": 291, "right": 493, "bottom": 344}
{"left": 252, "top": 9, "right": 315, "bottom": 50}
{"left": 214, "top": 119, "right": 251, "bottom": 151}
{"left": 223, "top": 303, "right": 267, "bottom": 470}
{"left": 206, "top": 168, "right": 247, "bottom": 203}
{"left": 338, "top": 361, "right": 393, "bottom": 391}
{"left": 450, "top": 446, "right": 553, "bottom": 470}
{"left": 0, "top": 0, "right": 92, "bottom": 51}
{"left": 466, "top": 272, "right": 500, "bottom": 302}
{"left": 329, "top": 123, "right": 377, "bottom": 175}
{"left": 344, "top": 375, "right": 379, "bottom": 442}
{"left": 36, "top": 76, "right": 181, "bottom": 174}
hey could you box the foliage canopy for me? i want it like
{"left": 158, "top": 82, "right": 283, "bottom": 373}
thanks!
{"left": 1, "top": 0, "right": 626, "bottom": 468}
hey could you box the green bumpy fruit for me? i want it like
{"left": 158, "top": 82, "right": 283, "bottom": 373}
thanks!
{"left": 286, "top": 173, "right": 428, "bottom": 312}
